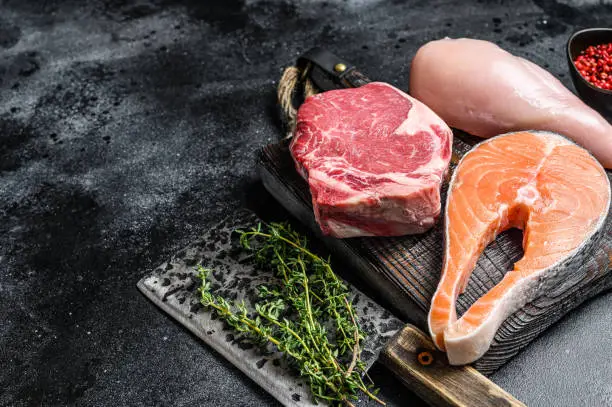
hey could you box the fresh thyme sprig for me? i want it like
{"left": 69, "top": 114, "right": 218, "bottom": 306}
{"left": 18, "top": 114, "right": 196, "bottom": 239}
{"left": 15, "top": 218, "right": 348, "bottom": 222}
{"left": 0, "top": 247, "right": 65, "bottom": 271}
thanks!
{"left": 197, "top": 222, "right": 384, "bottom": 406}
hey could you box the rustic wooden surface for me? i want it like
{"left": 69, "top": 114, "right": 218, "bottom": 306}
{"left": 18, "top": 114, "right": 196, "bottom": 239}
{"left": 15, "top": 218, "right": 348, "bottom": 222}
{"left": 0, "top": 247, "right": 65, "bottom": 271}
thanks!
{"left": 258, "top": 135, "right": 612, "bottom": 375}
{"left": 381, "top": 325, "right": 525, "bottom": 407}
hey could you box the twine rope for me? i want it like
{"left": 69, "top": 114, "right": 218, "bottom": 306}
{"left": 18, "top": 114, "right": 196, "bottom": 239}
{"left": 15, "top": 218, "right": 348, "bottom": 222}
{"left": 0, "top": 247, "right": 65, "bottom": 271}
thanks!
{"left": 277, "top": 63, "right": 319, "bottom": 138}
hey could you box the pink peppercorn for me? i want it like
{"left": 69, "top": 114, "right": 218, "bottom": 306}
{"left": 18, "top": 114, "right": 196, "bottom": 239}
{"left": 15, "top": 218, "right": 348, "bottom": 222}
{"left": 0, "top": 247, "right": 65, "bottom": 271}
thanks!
{"left": 574, "top": 43, "right": 612, "bottom": 91}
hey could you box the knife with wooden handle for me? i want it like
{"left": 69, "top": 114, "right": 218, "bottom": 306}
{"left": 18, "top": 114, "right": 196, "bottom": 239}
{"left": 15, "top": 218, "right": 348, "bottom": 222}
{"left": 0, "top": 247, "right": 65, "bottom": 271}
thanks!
{"left": 258, "top": 47, "right": 531, "bottom": 406}
{"left": 138, "top": 207, "right": 525, "bottom": 407}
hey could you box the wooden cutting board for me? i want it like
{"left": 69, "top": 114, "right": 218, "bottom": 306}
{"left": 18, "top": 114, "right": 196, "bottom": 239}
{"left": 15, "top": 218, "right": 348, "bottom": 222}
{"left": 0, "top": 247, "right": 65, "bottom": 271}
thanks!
{"left": 258, "top": 133, "right": 612, "bottom": 375}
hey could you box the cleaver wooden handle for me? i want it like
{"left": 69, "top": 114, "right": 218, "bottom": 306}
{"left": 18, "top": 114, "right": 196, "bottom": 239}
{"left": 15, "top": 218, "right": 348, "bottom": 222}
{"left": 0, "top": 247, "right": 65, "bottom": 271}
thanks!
{"left": 380, "top": 325, "right": 526, "bottom": 407}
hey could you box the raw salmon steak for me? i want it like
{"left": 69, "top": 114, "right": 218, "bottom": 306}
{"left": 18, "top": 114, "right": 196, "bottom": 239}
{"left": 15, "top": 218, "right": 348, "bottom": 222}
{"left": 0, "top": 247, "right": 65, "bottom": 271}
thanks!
{"left": 290, "top": 82, "right": 453, "bottom": 238}
{"left": 429, "top": 131, "right": 611, "bottom": 365}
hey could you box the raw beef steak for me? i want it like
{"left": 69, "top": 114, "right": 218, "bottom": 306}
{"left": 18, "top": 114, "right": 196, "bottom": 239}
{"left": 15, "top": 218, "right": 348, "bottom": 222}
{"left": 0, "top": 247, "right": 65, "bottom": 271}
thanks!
{"left": 290, "top": 82, "right": 453, "bottom": 238}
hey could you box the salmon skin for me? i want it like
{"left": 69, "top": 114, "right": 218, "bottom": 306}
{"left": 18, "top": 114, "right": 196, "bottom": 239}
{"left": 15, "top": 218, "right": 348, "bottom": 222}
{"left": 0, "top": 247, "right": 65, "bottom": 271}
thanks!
{"left": 428, "top": 130, "right": 611, "bottom": 365}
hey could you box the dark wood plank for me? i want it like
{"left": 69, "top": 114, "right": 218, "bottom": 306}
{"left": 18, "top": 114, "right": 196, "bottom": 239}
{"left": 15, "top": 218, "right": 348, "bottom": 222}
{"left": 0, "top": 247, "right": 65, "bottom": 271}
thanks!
{"left": 380, "top": 325, "right": 526, "bottom": 407}
{"left": 257, "top": 134, "right": 612, "bottom": 374}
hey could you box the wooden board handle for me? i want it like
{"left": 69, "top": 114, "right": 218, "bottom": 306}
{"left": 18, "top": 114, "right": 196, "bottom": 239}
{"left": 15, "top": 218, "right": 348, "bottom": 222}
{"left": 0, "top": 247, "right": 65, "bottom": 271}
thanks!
{"left": 380, "top": 325, "right": 526, "bottom": 407}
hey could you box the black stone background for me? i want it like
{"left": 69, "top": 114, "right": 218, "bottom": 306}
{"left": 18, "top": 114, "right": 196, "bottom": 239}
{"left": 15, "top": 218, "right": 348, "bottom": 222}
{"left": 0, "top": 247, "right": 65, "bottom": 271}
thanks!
{"left": 1, "top": 1, "right": 611, "bottom": 406}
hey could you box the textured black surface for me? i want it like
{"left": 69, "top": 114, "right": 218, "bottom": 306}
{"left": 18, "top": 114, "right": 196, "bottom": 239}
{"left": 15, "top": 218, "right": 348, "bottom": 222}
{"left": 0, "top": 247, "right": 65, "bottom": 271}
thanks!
{"left": 1, "top": 1, "right": 611, "bottom": 406}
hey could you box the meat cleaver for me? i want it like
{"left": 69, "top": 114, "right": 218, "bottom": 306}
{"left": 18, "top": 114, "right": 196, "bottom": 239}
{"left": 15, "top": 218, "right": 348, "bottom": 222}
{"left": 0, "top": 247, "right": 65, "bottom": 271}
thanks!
{"left": 137, "top": 210, "right": 523, "bottom": 407}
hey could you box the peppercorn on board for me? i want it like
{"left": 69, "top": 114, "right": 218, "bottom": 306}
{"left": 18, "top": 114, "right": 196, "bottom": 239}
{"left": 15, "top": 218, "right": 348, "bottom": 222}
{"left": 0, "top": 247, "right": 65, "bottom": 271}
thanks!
{"left": 257, "top": 134, "right": 612, "bottom": 375}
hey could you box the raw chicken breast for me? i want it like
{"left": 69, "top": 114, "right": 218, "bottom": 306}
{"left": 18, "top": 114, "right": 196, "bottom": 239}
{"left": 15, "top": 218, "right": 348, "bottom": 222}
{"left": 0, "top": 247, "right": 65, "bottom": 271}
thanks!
{"left": 410, "top": 38, "right": 612, "bottom": 168}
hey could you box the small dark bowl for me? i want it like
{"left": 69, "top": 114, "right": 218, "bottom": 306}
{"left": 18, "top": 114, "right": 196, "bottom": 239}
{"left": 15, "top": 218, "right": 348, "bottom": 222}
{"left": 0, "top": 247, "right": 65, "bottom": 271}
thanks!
{"left": 567, "top": 28, "right": 612, "bottom": 122}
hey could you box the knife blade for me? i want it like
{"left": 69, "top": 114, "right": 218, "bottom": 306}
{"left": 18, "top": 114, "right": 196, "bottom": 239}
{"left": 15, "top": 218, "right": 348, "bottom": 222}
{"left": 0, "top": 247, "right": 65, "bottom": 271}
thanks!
{"left": 138, "top": 210, "right": 400, "bottom": 406}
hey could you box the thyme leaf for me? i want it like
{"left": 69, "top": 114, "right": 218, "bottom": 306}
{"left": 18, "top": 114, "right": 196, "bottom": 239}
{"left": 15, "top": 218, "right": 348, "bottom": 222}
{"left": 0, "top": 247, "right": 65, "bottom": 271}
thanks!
{"left": 197, "top": 222, "right": 384, "bottom": 406}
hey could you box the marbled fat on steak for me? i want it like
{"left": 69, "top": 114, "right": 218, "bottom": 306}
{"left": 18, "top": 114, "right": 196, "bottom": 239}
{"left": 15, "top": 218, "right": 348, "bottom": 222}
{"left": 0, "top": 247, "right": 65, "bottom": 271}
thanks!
{"left": 290, "top": 82, "right": 453, "bottom": 238}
